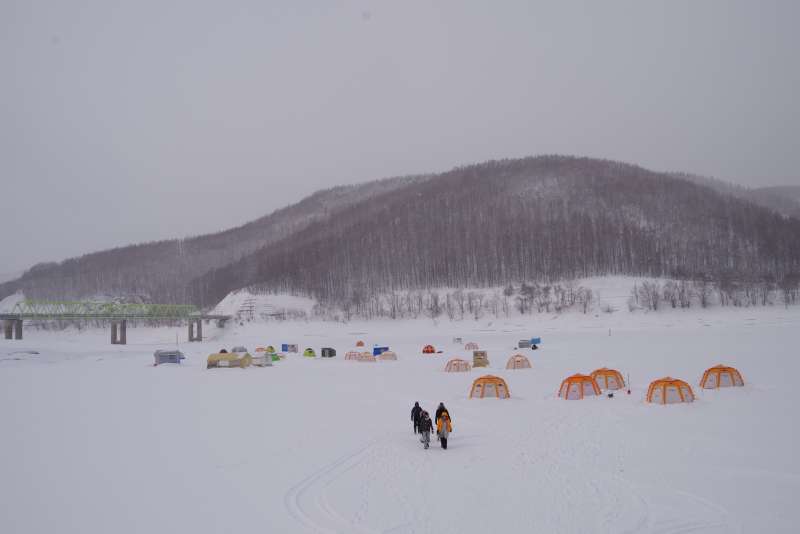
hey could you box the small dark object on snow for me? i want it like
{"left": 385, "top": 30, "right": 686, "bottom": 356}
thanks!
{"left": 607, "top": 392, "right": 614, "bottom": 398}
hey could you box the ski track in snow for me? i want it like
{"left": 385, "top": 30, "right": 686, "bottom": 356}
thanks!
{"left": 284, "top": 440, "right": 380, "bottom": 534}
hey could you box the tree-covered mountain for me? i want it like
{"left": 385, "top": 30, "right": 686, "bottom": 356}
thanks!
{"left": 3, "top": 156, "right": 799, "bottom": 309}
{"left": 190, "top": 156, "right": 800, "bottom": 308}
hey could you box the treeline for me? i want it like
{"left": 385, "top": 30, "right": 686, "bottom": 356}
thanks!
{"left": 631, "top": 274, "right": 800, "bottom": 311}
{"left": 193, "top": 156, "right": 800, "bottom": 309}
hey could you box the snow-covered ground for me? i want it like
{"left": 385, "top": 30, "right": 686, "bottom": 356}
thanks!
{"left": 1, "top": 307, "right": 799, "bottom": 533}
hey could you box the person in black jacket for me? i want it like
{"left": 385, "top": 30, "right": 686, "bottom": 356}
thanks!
{"left": 410, "top": 402, "right": 422, "bottom": 434}
{"left": 418, "top": 411, "right": 433, "bottom": 449}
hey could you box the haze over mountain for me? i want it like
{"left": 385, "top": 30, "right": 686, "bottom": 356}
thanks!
{"left": 3, "top": 156, "right": 799, "bottom": 309}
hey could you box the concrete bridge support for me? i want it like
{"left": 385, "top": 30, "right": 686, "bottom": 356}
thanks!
{"left": 111, "top": 320, "right": 127, "bottom": 345}
{"left": 188, "top": 319, "right": 203, "bottom": 342}
{"left": 3, "top": 319, "right": 22, "bottom": 340}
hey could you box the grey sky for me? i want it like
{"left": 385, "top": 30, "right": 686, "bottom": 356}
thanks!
{"left": 2, "top": 0, "right": 798, "bottom": 274}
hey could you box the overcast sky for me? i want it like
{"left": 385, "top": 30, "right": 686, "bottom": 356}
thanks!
{"left": 1, "top": 0, "right": 798, "bottom": 275}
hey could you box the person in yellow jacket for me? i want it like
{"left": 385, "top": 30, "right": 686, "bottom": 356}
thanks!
{"left": 436, "top": 410, "right": 452, "bottom": 450}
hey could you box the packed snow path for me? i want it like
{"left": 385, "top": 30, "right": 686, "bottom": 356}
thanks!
{"left": 1, "top": 308, "right": 798, "bottom": 533}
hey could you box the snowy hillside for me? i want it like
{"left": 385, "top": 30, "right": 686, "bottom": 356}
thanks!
{"left": 1, "top": 307, "right": 799, "bottom": 533}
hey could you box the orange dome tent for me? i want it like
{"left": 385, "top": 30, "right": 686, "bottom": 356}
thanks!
{"left": 344, "top": 350, "right": 361, "bottom": 361}
{"left": 355, "top": 340, "right": 365, "bottom": 347}
{"left": 378, "top": 351, "right": 397, "bottom": 361}
{"left": 558, "top": 374, "right": 601, "bottom": 400}
{"left": 464, "top": 342, "right": 479, "bottom": 351}
{"left": 444, "top": 358, "right": 471, "bottom": 372}
{"left": 699, "top": 365, "right": 744, "bottom": 389}
{"left": 506, "top": 354, "right": 532, "bottom": 370}
{"left": 646, "top": 377, "right": 695, "bottom": 404}
{"left": 469, "top": 375, "right": 510, "bottom": 398}
{"left": 422, "top": 345, "right": 436, "bottom": 354}
{"left": 591, "top": 368, "right": 625, "bottom": 390}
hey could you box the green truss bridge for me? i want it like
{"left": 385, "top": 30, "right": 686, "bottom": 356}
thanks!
{"left": 1, "top": 300, "right": 230, "bottom": 344}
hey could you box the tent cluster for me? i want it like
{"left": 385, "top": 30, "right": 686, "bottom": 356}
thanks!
{"left": 343, "top": 342, "right": 397, "bottom": 362}
{"left": 551, "top": 365, "right": 744, "bottom": 404}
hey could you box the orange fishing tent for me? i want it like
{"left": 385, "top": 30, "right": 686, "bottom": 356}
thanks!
{"left": 558, "top": 374, "right": 601, "bottom": 400}
{"left": 591, "top": 368, "right": 625, "bottom": 390}
{"left": 422, "top": 345, "right": 436, "bottom": 354}
{"left": 355, "top": 340, "right": 365, "bottom": 347}
{"left": 646, "top": 377, "right": 695, "bottom": 404}
{"left": 444, "top": 358, "right": 471, "bottom": 372}
{"left": 469, "top": 375, "right": 510, "bottom": 398}
{"left": 699, "top": 365, "right": 744, "bottom": 389}
{"left": 506, "top": 354, "right": 532, "bottom": 369}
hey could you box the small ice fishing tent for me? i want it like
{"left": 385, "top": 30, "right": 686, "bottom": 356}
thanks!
{"left": 558, "top": 374, "right": 601, "bottom": 400}
{"left": 591, "top": 368, "right": 625, "bottom": 390}
{"left": 469, "top": 375, "right": 510, "bottom": 399}
{"left": 444, "top": 358, "right": 471, "bottom": 372}
{"left": 422, "top": 345, "right": 436, "bottom": 354}
{"left": 646, "top": 377, "right": 695, "bottom": 404}
{"left": 303, "top": 348, "right": 316, "bottom": 357}
{"left": 281, "top": 344, "right": 298, "bottom": 353}
{"left": 372, "top": 346, "right": 389, "bottom": 356}
{"left": 154, "top": 350, "right": 185, "bottom": 365}
{"left": 465, "top": 342, "right": 479, "bottom": 351}
{"left": 321, "top": 348, "right": 336, "bottom": 358}
{"left": 378, "top": 350, "right": 397, "bottom": 361}
{"left": 251, "top": 353, "right": 273, "bottom": 367}
{"left": 357, "top": 351, "right": 376, "bottom": 362}
{"left": 207, "top": 352, "right": 252, "bottom": 369}
{"left": 506, "top": 354, "right": 532, "bottom": 370}
{"left": 473, "top": 350, "right": 489, "bottom": 367}
{"left": 345, "top": 351, "right": 361, "bottom": 361}
{"left": 699, "top": 365, "right": 744, "bottom": 389}
{"left": 356, "top": 340, "right": 365, "bottom": 347}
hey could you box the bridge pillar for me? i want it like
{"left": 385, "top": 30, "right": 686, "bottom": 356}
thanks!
{"left": 111, "top": 320, "right": 127, "bottom": 345}
{"left": 188, "top": 319, "right": 202, "bottom": 342}
{"left": 4, "top": 320, "right": 22, "bottom": 340}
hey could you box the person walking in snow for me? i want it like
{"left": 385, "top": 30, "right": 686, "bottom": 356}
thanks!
{"left": 436, "top": 408, "right": 452, "bottom": 449}
{"left": 410, "top": 401, "right": 422, "bottom": 434}
{"left": 435, "top": 402, "right": 450, "bottom": 428}
{"left": 418, "top": 411, "right": 433, "bottom": 449}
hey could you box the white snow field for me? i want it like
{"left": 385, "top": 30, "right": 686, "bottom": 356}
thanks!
{"left": 1, "top": 307, "right": 799, "bottom": 533}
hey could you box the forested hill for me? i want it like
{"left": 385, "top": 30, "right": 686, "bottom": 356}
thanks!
{"left": 3, "top": 156, "right": 799, "bottom": 308}
{"left": 189, "top": 156, "right": 800, "bottom": 308}
{"left": 0, "top": 174, "right": 426, "bottom": 302}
